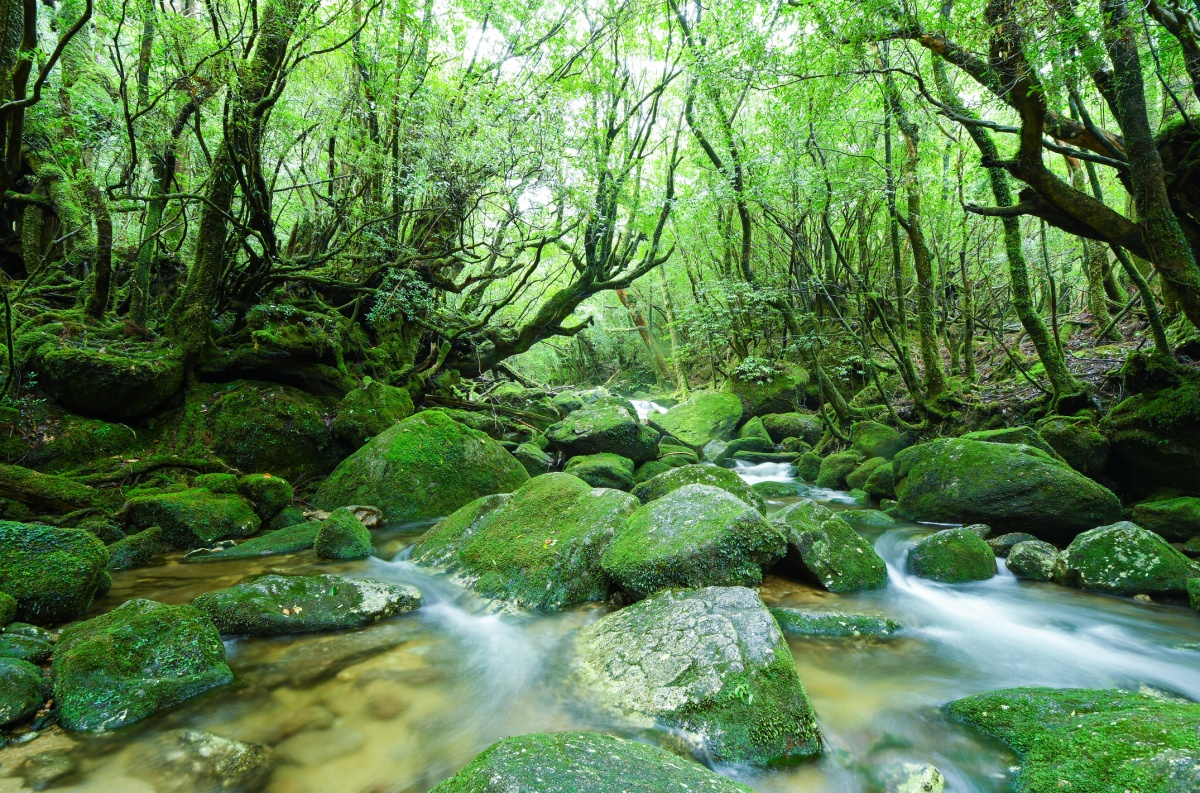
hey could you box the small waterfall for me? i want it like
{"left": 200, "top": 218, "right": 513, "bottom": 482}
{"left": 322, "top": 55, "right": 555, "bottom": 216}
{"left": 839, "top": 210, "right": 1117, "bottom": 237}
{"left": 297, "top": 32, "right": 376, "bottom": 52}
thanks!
{"left": 632, "top": 399, "right": 669, "bottom": 422}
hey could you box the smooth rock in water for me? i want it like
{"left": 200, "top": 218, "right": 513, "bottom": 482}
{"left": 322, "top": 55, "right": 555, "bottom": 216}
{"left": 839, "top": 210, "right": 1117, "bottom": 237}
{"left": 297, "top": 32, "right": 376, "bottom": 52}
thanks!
{"left": 53, "top": 598, "right": 233, "bottom": 732}
{"left": 544, "top": 398, "right": 659, "bottom": 462}
{"left": 184, "top": 521, "right": 320, "bottom": 562}
{"left": 846, "top": 456, "right": 888, "bottom": 491}
{"left": 1101, "top": 379, "right": 1200, "bottom": 498}
{"left": 512, "top": 442, "right": 553, "bottom": 476}
{"left": 816, "top": 450, "right": 862, "bottom": 489}
{"left": 841, "top": 508, "right": 896, "bottom": 527}
{"left": 121, "top": 489, "right": 260, "bottom": 549}
{"left": 314, "top": 507, "right": 372, "bottom": 560}
{"left": 0, "top": 632, "right": 52, "bottom": 662}
{"left": 0, "top": 522, "right": 109, "bottom": 625}
{"left": 851, "top": 421, "right": 910, "bottom": 460}
{"left": 908, "top": 528, "right": 996, "bottom": 583}
{"left": 1005, "top": 540, "right": 1062, "bottom": 581}
{"left": 762, "top": 412, "right": 823, "bottom": 445}
{"left": 892, "top": 438, "right": 1121, "bottom": 541}
{"left": 151, "top": 730, "right": 275, "bottom": 793}
{"left": 947, "top": 687, "right": 1200, "bottom": 793}
{"left": 237, "top": 474, "right": 294, "bottom": 521}
{"left": 1132, "top": 497, "right": 1200, "bottom": 543}
{"left": 1036, "top": 415, "right": 1109, "bottom": 476}
{"left": 106, "top": 525, "right": 163, "bottom": 571}
{"left": 429, "top": 731, "right": 755, "bottom": 792}
{"left": 0, "top": 657, "right": 45, "bottom": 726}
{"left": 752, "top": 480, "right": 808, "bottom": 499}
{"left": 563, "top": 452, "right": 635, "bottom": 491}
{"left": 770, "top": 608, "right": 900, "bottom": 638}
{"left": 631, "top": 464, "right": 766, "bottom": 512}
{"left": 576, "top": 586, "right": 822, "bottom": 766}
{"left": 795, "top": 452, "right": 820, "bottom": 483}
{"left": 649, "top": 391, "right": 743, "bottom": 451}
{"left": 738, "top": 415, "right": 772, "bottom": 442}
{"left": 193, "top": 574, "right": 420, "bottom": 636}
{"left": 879, "top": 762, "right": 946, "bottom": 793}
{"left": 411, "top": 473, "right": 637, "bottom": 611}
{"left": 1057, "top": 521, "right": 1200, "bottom": 596}
{"left": 602, "top": 484, "right": 785, "bottom": 598}
{"left": 313, "top": 411, "right": 530, "bottom": 522}
{"left": 987, "top": 532, "right": 1038, "bottom": 557}
{"left": 16, "top": 749, "right": 77, "bottom": 790}
{"left": 962, "top": 523, "right": 992, "bottom": 539}
{"left": 774, "top": 500, "right": 887, "bottom": 592}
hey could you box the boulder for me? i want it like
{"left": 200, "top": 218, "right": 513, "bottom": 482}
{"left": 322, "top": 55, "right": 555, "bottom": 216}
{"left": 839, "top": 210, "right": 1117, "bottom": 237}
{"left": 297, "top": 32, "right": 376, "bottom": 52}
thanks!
{"left": 314, "top": 507, "right": 373, "bottom": 560}
{"left": 892, "top": 438, "right": 1121, "bottom": 541}
{"left": 237, "top": 474, "right": 293, "bottom": 521}
{"left": 1131, "top": 497, "right": 1200, "bottom": 542}
{"left": 631, "top": 464, "right": 766, "bottom": 512}
{"left": 551, "top": 390, "right": 585, "bottom": 415}
{"left": 193, "top": 574, "right": 420, "bottom": 635}
{"left": 701, "top": 438, "right": 727, "bottom": 462}
{"left": 512, "top": 442, "right": 553, "bottom": 476}
{"left": 795, "top": 451, "right": 822, "bottom": 482}
{"left": 846, "top": 457, "right": 888, "bottom": 491}
{"left": 632, "top": 460, "right": 672, "bottom": 483}
{"left": 841, "top": 508, "right": 896, "bottom": 527}
{"left": 575, "top": 586, "right": 822, "bottom": 766}
{"left": 1058, "top": 521, "right": 1200, "bottom": 595}
{"left": 715, "top": 436, "right": 774, "bottom": 465}
{"left": 193, "top": 472, "right": 238, "bottom": 493}
{"left": 0, "top": 658, "right": 45, "bottom": 727}
{"left": 1036, "top": 415, "right": 1110, "bottom": 476}
{"left": 0, "top": 632, "right": 52, "bottom": 662}
{"left": 545, "top": 398, "right": 658, "bottom": 462}
{"left": 121, "top": 488, "right": 260, "bottom": 549}
{"left": 0, "top": 522, "right": 109, "bottom": 624}
{"left": 563, "top": 453, "right": 635, "bottom": 491}
{"left": 411, "top": 473, "right": 638, "bottom": 610}
{"left": 0, "top": 590, "right": 14, "bottom": 627}
{"left": 816, "top": 451, "right": 862, "bottom": 489}
{"left": 0, "top": 462, "right": 108, "bottom": 511}
{"left": 603, "top": 485, "right": 785, "bottom": 597}
{"left": 737, "top": 416, "right": 772, "bottom": 442}
{"left": 908, "top": 528, "right": 996, "bottom": 583}
{"left": 658, "top": 443, "right": 699, "bottom": 465}
{"left": 331, "top": 380, "right": 414, "bottom": 446}
{"left": 877, "top": 763, "right": 946, "bottom": 793}
{"left": 429, "top": 731, "right": 755, "bottom": 793}
{"left": 54, "top": 598, "right": 233, "bottom": 731}
{"left": 947, "top": 687, "right": 1200, "bottom": 793}
{"left": 734, "top": 452, "right": 800, "bottom": 466}
{"left": 183, "top": 521, "right": 321, "bottom": 562}
{"left": 151, "top": 730, "right": 275, "bottom": 793}
{"left": 987, "top": 532, "right": 1038, "bottom": 557}
{"left": 1101, "top": 379, "right": 1200, "bottom": 497}
{"left": 25, "top": 341, "right": 184, "bottom": 420}
{"left": 770, "top": 608, "right": 899, "bottom": 638}
{"left": 724, "top": 362, "right": 808, "bottom": 417}
{"left": 1005, "top": 540, "right": 1062, "bottom": 581}
{"left": 850, "top": 421, "right": 910, "bottom": 460}
{"left": 762, "top": 412, "right": 823, "bottom": 445}
{"left": 773, "top": 500, "right": 888, "bottom": 592}
{"left": 313, "top": 411, "right": 529, "bottom": 523}
{"left": 779, "top": 436, "right": 813, "bottom": 454}
{"left": 752, "top": 481, "right": 808, "bottom": 499}
{"left": 960, "top": 426, "right": 1064, "bottom": 461}
{"left": 649, "top": 391, "right": 743, "bottom": 451}
{"left": 268, "top": 505, "right": 306, "bottom": 530}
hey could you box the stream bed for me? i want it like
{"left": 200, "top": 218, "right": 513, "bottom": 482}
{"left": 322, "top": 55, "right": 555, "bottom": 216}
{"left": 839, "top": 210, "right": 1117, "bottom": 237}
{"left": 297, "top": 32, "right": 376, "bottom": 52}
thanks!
{"left": 3, "top": 462, "right": 1199, "bottom": 793}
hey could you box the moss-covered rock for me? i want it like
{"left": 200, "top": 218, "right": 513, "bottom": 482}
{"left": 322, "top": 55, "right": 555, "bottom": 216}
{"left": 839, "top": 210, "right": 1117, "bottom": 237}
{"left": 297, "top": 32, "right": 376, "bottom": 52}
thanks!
{"left": 815, "top": 450, "right": 862, "bottom": 489}
{"left": 850, "top": 421, "right": 909, "bottom": 460}
{"left": 151, "top": 730, "right": 276, "bottom": 793}
{"left": 268, "top": 505, "right": 306, "bottom": 530}
{"left": 184, "top": 521, "right": 321, "bottom": 562}
{"left": 563, "top": 453, "right": 635, "bottom": 491}
{"left": 26, "top": 343, "right": 184, "bottom": 420}
{"left": 863, "top": 462, "right": 895, "bottom": 500}
{"left": 738, "top": 416, "right": 772, "bottom": 442}
{"left": 193, "top": 472, "right": 238, "bottom": 493}
{"left": 892, "top": 438, "right": 1121, "bottom": 541}
{"left": 773, "top": 500, "right": 887, "bottom": 592}
{"left": 513, "top": 442, "right": 553, "bottom": 476}
{"left": 193, "top": 574, "right": 420, "bottom": 636}
{"left": 714, "top": 436, "right": 774, "bottom": 465}
{"left": 0, "top": 522, "right": 108, "bottom": 624}
{"left": 0, "top": 632, "right": 52, "bottom": 663}
{"left": 724, "top": 363, "right": 809, "bottom": 417}
{"left": 908, "top": 528, "right": 996, "bottom": 583}
{"left": 0, "top": 405, "right": 140, "bottom": 473}
{"left": 53, "top": 598, "right": 233, "bottom": 732}
{"left": 1036, "top": 415, "right": 1110, "bottom": 476}
{"left": 841, "top": 508, "right": 896, "bottom": 527}
{"left": 576, "top": 586, "right": 822, "bottom": 766}
{"left": 1005, "top": 540, "right": 1062, "bottom": 581}
{"left": 0, "top": 657, "right": 45, "bottom": 727}
{"left": 237, "top": 474, "right": 293, "bottom": 521}
{"left": 314, "top": 507, "right": 372, "bottom": 560}
{"left": 649, "top": 391, "right": 743, "bottom": 451}
{"left": 313, "top": 411, "right": 530, "bottom": 523}
{"left": 0, "top": 590, "right": 15, "bottom": 627}
{"left": 411, "top": 473, "right": 637, "bottom": 610}
{"left": 1102, "top": 379, "right": 1200, "bottom": 497}
{"left": 752, "top": 481, "right": 808, "bottom": 499}
{"left": 331, "top": 380, "right": 415, "bottom": 447}
{"left": 429, "top": 731, "right": 755, "bottom": 793}
{"left": 106, "top": 525, "right": 163, "bottom": 571}
{"left": 845, "top": 456, "right": 888, "bottom": 491}
{"left": 0, "top": 462, "right": 107, "bottom": 511}
{"left": 1058, "top": 521, "right": 1200, "bottom": 595}
{"left": 658, "top": 443, "right": 699, "bottom": 465}
{"left": 544, "top": 398, "right": 659, "bottom": 462}
{"left": 551, "top": 390, "right": 585, "bottom": 415}
{"left": 779, "top": 436, "right": 813, "bottom": 454}
{"left": 1188, "top": 578, "right": 1200, "bottom": 612}
{"left": 947, "top": 687, "right": 1200, "bottom": 793}
{"left": 630, "top": 464, "right": 766, "bottom": 512}
{"left": 1131, "top": 497, "right": 1200, "bottom": 542}
{"left": 761, "top": 412, "right": 823, "bottom": 445}
{"left": 770, "top": 608, "right": 900, "bottom": 638}
{"left": 121, "top": 489, "right": 260, "bottom": 549}
{"left": 632, "top": 459, "right": 672, "bottom": 483}
{"left": 987, "top": 532, "right": 1039, "bottom": 557}
{"left": 795, "top": 451, "right": 821, "bottom": 482}
{"left": 960, "top": 426, "right": 1064, "bottom": 462}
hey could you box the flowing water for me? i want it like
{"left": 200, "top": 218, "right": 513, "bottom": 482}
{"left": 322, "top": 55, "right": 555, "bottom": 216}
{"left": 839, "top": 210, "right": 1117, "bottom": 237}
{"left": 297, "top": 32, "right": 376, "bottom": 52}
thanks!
{"left": 631, "top": 399, "right": 669, "bottom": 422}
{"left": 4, "top": 460, "right": 1200, "bottom": 792}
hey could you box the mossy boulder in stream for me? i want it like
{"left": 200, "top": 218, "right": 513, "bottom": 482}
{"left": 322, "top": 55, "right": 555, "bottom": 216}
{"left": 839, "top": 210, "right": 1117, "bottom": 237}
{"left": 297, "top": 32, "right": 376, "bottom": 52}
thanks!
{"left": 193, "top": 574, "right": 420, "bottom": 635}
{"left": 631, "top": 464, "right": 766, "bottom": 512}
{"left": 121, "top": 488, "right": 260, "bottom": 549}
{"left": 1102, "top": 379, "right": 1200, "bottom": 498}
{"left": 850, "top": 421, "right": 910, "bottom": 460}
{"left": 106, "top": 525, "right": 163, "bottom": 570}
{"left": 724, "top": 363, "right": 808, "bottom": 417}
{"left": 816, "top": 451, "right": 862, "bottom": 489}
{"left": 892, "top": 438, "right": 1121, "bottom": 541}
{"left": 563, "top": 453, "right": 635, "bottom": 491}
{"left": 947, "top": 687, "right": 1200, "bottom": 793}
{"left": 862, "top": 462, "right": 896, "bottom": 500}
{"left": 1005, "top": 540, "right": 1063, "bottom": 581}
{"left": 314, "top": 507, "right": 372, "bottom": 560}
{"left": 184, "top": 520, "right": 321, "bottom": 562}
{"left": 314, "top": 411, "right": 529, "bottom": 523}
{"left": 773, "top": 500, "right": 887, "bottom": 592}
{"left": 331, "top": 380, "right": 415, "bottom": 446}
{"left": 770, "top": 608, "right": 900, "bottom": 638}
{"left": 1057, "top": 521, "right": 1200, "bottom": 596}
{"left": 908, "top": 528, "right": 996, "bottom": 583}
{"left": 0, "top": 522, "right": 109, "bottom": 624}
{"left": 0, "top": 658, "right": 46, "bottom": 727}
{"left": 512, "top": 442, "right": 553, "bottom": 476}
{"left": 53, "top": 598, "right": 233, "bottom": 732}
{"left": 576, "top": 586, "right": 822, "bottom": 766}
{"left": 236, "top": 474, "right": 293, "bottom": 521}
{"left": 545, "top": 399, "right": 659, "bottom": 462}
{"left": 846, "top": 456, "right": 888, "bottom": 491}
{"left": 429, "top": 731, "right": 755, "bottom": 793}
{"left": 762, "top": 412, "right": 823, "bottom": 445}
{"left": 602, "top": 484, "right": 786, "bottom": 598}
{"left": 1131, "top": 497, "right": 1200, "bottom": 543}
{"left": 411, "top": 473, "right": 638, "bottom": 611}
{"left": 649, "top": 391, "right": 743, "bottom": 451}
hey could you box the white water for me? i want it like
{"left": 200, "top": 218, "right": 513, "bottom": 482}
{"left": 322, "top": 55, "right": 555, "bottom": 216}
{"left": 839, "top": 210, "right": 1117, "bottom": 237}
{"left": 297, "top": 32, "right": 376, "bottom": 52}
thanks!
{"left": 632, "top": 399, "right": 669, "bottom": 422}
{"left": 732, "top": 460, "right": 795, "bottom": 483}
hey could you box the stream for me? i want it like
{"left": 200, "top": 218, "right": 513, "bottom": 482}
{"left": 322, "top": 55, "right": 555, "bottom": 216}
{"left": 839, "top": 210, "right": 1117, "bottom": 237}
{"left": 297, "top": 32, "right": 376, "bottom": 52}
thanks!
{"left": 4, "top": 460, "right": 1200, "bottom": 792}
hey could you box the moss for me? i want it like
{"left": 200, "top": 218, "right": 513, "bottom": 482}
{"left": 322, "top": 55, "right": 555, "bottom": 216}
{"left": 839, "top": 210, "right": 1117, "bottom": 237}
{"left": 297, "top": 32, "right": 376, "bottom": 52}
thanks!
{"left": 649, "top": 391, "right": 743, "bottom": 451}
{"left": 0, "top": 404, "right": 140, "bottom": 473}
{"left": 987, "top": 532, "right": 1039, "bottom": 557}
{"left": 183, "top": 521, "right": 321, "bottom": 562}
{"left": 633, "top": 459, "right": 672, "bottom": 483}
{"left": 269, "top": 505, "right": 307, "bottom": 530}
{"left": 412, "top": 473, "right": 637, "bottom": 611}
{"left": 1131, "top": 497, "right": 1200, "bottom": 542}
{"left": 602, "top": 484, "right": 786, "bottom": 598}
{"left": 658, "top": 443, "right": 698, "bottom": 465}
{"left": 863, "top": 462, "right": 895, "bottom": 499}
{"left": 841, "top": 508, "right": 896, "bottom": 527}
{"left": 237, "top": 473, "right": 293, "bottom": 520}
{"left": 122, "top": 488, "right": 260, "bottom": 549}
{"left": 845, "top": 457, "right": 887, "bottom": 491}
{"left": 1005, "top": 540, "right": 1061, "bottom": 580}
{"left": 774, "top": 500, "right": 888, "bottom": 592}
{"left": 1036, "top": 415, "right": 1110, "bottom": 476}
{"left": 513, "top": 442, "right": 554, "bottom": 476}
{"left": 23, "top": 340, "right": 184, "bottom": 421}
{"left": 313, "top": 411, "right": 530, "bottom": 523}
{"left": 193, "top": 473, "right": 239, "bottom": 494}
{"left": 947, "top": 687, "right": 1200, "bottom": 793}
{"left": 961, "top": 426, "right": 1064, "bottom": 462}
{"left": 850, "top": 421, "right": 909, "bottom": 460}
{"left": 545, "top": 398, "right": 659, "bottom": 462}
{"left": 738, "top": 416, "right": 772, "bottom": 441}
{"left": 106, "top": 525, "right": 163, "bottom": 571}
{"left": 0, "top": 633, "right": 52, "bottom": 663}
{"left": 0, "top": 462, "right": 108, "bottom": 511}
{"left": 53, "top": 598, "right": 233, "bottom": 732}
{"left": 74, "top": 517, "right": 125, "bottom": 544}
{"left": 715, "top": 436, "right": 774, "bottom": 465}
{"left": 0, "top": 522, "right": 108, "bottom": 625}
{"left": 795, "top": 451, "right": 821, "bottom": 482}
{"left": 815, "top": 450, "right": 862, "bottom": 489}
{"left": 752, "top": 481, "right": 808, "bottom": 499}
{"left": 1101, "top": 378, "right": 1200, "bottom": 498}
{"left": 761, "top": 412, "right": 823, "bottom": 445}
{"left": 0, "top": 658, "right": 45, "bottom": 727}
{"left": 0, "top": 591, "right": 15, "bottom": 627}
{"left": 314, "top": 507, "right": 372, "bottom": 560}
{"left": 430, "top": 731, "right": 756, "bottom": 792}
{"left": 770, "top": 608, "right": 900, "bottom": 638}
{"left": 563, "top": 453, "right": 636, "bottom": 491}
{"left": 724, "top": 363, "right": 809, "bottom": 417}
{"left": 908, "top": 528, "right": 997, "bottom": 583}
{"left": 631, "top": 463, "right": 766, "bottom": 512}
{"left": 1188, "top": 578, "right": 1200, "bottom": 612}
{"left": 1058, "top": 521, "right": 1199, "bottom": 595}
{"left": 331, "top": 380, "right": 415, "bottom": 447}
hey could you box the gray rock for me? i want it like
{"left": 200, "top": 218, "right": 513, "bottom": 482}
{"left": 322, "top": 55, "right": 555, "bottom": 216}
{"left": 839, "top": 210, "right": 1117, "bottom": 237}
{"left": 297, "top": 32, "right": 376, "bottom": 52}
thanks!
{"left": 1005, "top": 540, "right": 1062, "bottom": 581}
{"left": 0, "top": 658, "right": 45, "bottom": 727}
{"left": 1058, "top": 521, "right": 1200, "bottom": 595}
{"left": 987, "top": 532, "right": 1038, "bottom": 557}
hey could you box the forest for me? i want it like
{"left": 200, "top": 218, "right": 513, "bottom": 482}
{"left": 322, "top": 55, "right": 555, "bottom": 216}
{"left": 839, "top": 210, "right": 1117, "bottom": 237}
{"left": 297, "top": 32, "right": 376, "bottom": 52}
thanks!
{"left": 0, "top": 0, "right": 1198, "bottom": 790}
